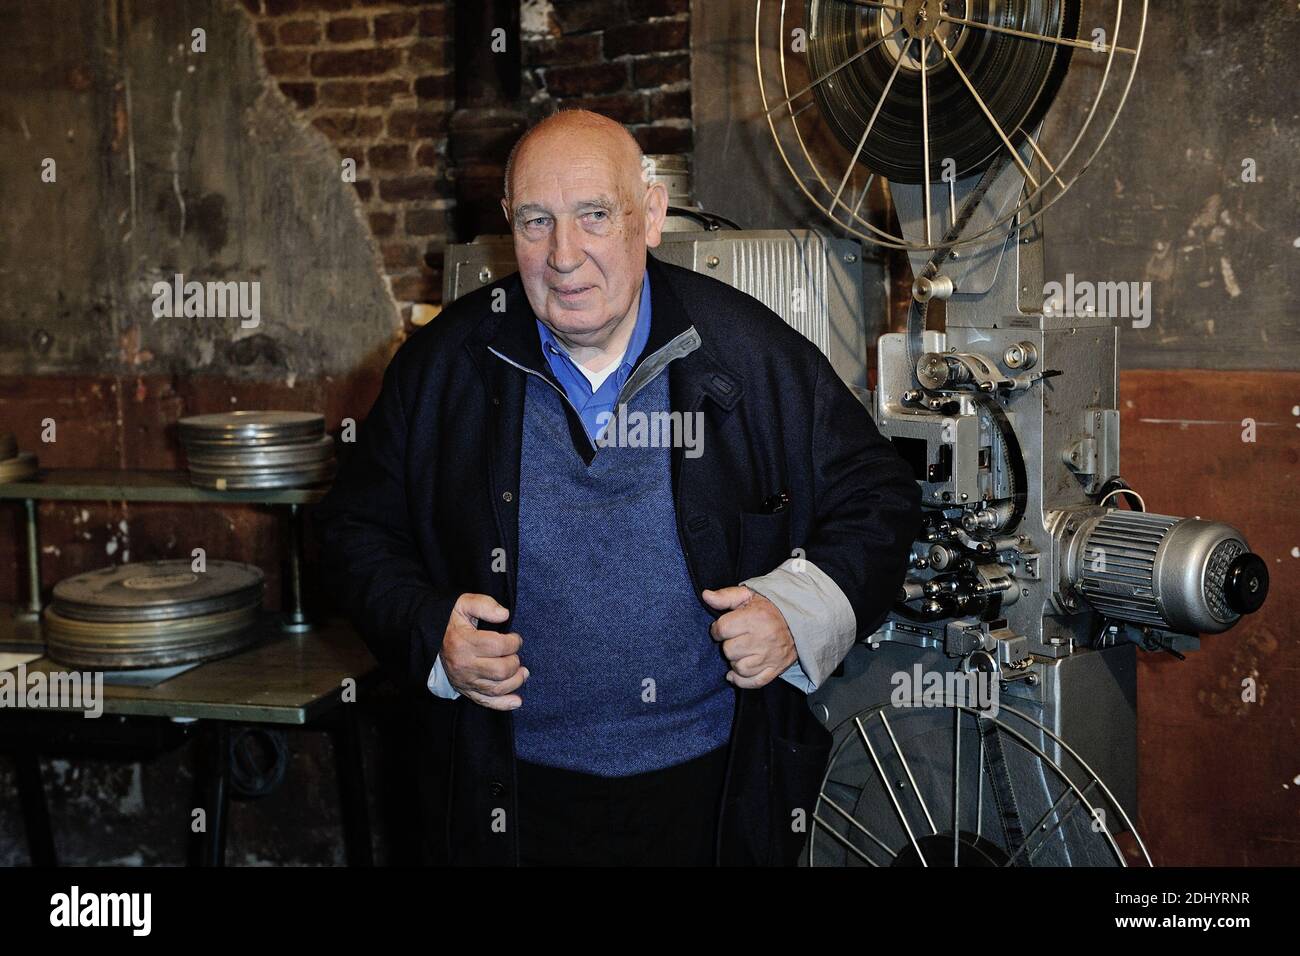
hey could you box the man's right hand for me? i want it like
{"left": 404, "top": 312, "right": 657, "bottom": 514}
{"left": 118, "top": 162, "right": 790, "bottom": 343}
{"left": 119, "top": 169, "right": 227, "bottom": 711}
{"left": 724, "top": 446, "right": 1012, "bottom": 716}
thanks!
{"left": 440, "top": 593, "right": 527, "bottom": 710}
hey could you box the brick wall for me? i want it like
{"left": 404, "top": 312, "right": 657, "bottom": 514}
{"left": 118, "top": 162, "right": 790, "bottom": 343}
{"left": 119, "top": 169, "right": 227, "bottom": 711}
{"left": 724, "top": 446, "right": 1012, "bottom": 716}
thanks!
{"left": 522, "top": 0, "right": 692, "bottom": 155}
{"left": 239, "top": 0, "right": 453, "bottom": 319}
{"left": 236, "top": 0, "right": 694, "bottom": 316}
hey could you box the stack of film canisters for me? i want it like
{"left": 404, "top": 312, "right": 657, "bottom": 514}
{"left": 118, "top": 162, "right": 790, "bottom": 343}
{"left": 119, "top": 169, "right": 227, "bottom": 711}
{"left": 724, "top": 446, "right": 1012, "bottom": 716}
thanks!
{"left": 43, "top": 559, "right": 265, "bottom": 669}
{"left": 177, "top": 411, "right": 335, "bottom": 490}
{"left": 0, "top": 430, "right": 38, "bottom": 483}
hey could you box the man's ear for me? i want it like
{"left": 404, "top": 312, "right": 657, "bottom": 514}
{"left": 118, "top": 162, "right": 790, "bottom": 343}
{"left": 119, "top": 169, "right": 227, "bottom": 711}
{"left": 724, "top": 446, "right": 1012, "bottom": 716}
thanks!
{"left": 501, "top": 198, "right": 512, "bottom": 229}
{"left": 643, "top": 182, "right": 669, "bottom": 249}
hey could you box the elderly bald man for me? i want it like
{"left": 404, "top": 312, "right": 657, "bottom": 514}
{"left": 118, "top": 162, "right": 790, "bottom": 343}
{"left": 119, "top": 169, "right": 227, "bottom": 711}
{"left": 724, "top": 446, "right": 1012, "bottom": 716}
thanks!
{"left": 315, "top": 110, "right": 920, "bottom": 866}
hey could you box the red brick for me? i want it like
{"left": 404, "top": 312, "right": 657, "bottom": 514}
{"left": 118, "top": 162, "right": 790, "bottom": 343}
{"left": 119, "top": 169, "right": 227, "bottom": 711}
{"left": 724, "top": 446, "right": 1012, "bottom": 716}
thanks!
{"left": 604, "top": 19, "right": 687, "bottom": 58}
{"left": 367, "top": 144, "right": 410, "bottom": 171}
{"left": 277, "top": 19, "right": 321, "bottom": 45}
{"left": 382, "top": 242, "right": 420, "bottom": 269}
{"left": 239, "top": 0, "right": 262, "bottom": 14}
{"left": 632, "top": 52, "right": 688, "bottom": 88}
{"left": 278, "top": 81, "right": 317, "bottom": 108}
{"left": 648, "top": 88, "right": 690, "bottom": 119}
{"left": 255, "top": 22, "right": 277, "bottom": 47}
{"left": 543, "top": 62, "right": 627, "bottom": 97}
{"left": 310, "top": 48, "right": 401, "bottom": 77}
{"left": 418, "top": 7, "right": 449, "bottom": 36}
{"left": 265, "top": 0, "right": 301, "bottom": 15}
{"left": 296, "top": 0, "right": 351, "bottom": 10}
{"left": 368, "top": 211, "right": 397, "bottom": 236}
{"left": 523, "top": 34, "right": 601, "bottom": 67}
{"left": 378, "top": 175, "right": 447, "bottom": 202}
{"left": 415, "top": 143, "right": 440, "bottom": 167}
{"left": 387, "top": 109, "right": 449, "bottom": 139}
{"left": 318, "top": 81, "right": 365, "bottom": 107}
{"left": 374, "top": 11, "right": 417, "bottom": 40}
{"left": 390, "top": 272, "right": 438, "bottom": 302}
{"left": 366, "top": 79, "right": 410, "bottom": 106}
{"left": 407, "top": 40, "right": 450, "bottom": 69}
{"left": 264, "top": 49, "right": 310, "bottom": 76}
{"left": 552, "top": 0, "right": 626, "bottom": 34}
{"left": 413, "top": 73, "right": 453, "bottom": 100}
{"left": 352, "top": 180, "right": 373, "bottom": 201}
{"left": 312, "top": 112, "right": 384, "bottom": 138}
{"left": 632, "top": 123, "right": 691, "bottom": 154}
{"left": 326, "top": 16, "right": 369, "bottom": 43}
{"left": 559, "top": 91, "right": 647, "bottom": 124}
{"left": 627, "top": 0, "right": 688, "bottom": 18}
{"left": 405, "top": 209, "right": 447, "bottom": 236}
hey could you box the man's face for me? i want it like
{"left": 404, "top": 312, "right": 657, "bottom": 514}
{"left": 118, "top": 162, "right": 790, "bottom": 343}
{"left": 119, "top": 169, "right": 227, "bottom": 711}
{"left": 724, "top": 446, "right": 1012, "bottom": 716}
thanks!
{"left": 503, "top": 128, "right": 667, "bottom": 345}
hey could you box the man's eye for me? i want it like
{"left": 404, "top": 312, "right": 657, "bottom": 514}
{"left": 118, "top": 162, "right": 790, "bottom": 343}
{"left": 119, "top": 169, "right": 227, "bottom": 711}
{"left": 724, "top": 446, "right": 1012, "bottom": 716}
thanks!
{"left": 584, "top": 211, "right": 608, "bottom": 222}
{"left": 525, "top": 217, "right": 551, "bottom": 228}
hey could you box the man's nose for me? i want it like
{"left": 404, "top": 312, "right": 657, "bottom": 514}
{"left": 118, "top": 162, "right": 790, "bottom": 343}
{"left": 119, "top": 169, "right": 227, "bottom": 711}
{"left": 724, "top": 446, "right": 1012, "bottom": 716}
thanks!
{"left": 547, "top": 218, "right": 585, "bottom": 273}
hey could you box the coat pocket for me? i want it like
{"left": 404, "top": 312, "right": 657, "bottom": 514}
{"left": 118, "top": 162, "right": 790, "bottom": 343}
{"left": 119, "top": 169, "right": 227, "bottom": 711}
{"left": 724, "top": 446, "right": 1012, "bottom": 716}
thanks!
{"left": 736, "top": 509, "right": 792, "bottom": 582}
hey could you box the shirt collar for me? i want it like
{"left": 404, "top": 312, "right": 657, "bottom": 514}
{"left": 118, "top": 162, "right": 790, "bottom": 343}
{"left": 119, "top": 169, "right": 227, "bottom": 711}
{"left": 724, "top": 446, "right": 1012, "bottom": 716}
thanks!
{"left": 535, "top": 269, "right": 652, "bottom": 376}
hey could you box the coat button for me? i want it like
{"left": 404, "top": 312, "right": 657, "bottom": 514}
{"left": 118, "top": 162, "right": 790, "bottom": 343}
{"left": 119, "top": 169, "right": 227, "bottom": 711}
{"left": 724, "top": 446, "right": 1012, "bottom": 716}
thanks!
{"left": 488, "top": 781, "right": 505, "bottom": 797}
{"left": 501, "top": 491, "right": 513, "bottom": 503}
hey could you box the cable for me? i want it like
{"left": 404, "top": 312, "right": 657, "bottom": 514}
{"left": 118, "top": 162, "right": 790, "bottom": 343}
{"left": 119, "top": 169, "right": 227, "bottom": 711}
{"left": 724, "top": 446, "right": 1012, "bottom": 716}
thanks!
{"left": 666, "top": 206, "right": 742, "bottom": 231}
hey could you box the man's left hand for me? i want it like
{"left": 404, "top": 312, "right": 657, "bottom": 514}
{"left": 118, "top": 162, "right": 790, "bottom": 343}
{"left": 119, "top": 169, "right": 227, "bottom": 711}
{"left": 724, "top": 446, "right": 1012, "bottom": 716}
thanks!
{"left": 702, "top": 586, "right": 798, "bottom": 690}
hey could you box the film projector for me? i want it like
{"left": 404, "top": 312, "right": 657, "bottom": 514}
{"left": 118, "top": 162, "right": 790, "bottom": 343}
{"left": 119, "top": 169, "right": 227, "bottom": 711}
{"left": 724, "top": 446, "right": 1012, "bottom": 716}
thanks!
{"left": 753, "top": 0, "right": 1270, "bottom": 866}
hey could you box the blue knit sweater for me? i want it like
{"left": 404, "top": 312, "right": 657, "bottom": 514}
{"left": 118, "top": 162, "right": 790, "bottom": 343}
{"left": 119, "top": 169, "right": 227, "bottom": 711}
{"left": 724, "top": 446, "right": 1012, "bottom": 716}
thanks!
{"left": 510, "top": 370, "right": 734, "bottom": 776}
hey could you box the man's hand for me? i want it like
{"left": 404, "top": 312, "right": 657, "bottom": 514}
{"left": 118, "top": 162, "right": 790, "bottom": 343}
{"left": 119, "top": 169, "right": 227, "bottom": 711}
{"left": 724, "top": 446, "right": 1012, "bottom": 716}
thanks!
{"left": 702, "top": 586, "right": 798, "bottom": 690}
{"left": 440, "top": 593, "right": 528, "bottom": 710}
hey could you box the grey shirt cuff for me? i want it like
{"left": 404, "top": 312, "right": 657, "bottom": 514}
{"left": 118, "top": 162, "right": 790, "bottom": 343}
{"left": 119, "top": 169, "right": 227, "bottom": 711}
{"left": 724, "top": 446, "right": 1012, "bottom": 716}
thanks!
{"left": 742, "top": 557, "right": 858, "bottom": 690}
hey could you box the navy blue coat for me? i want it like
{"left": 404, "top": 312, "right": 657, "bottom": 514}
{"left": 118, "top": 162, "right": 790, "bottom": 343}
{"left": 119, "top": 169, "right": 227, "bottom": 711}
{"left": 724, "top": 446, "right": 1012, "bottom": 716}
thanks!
{"left": 313, "top": 252, "right": 921, "bottom": 865}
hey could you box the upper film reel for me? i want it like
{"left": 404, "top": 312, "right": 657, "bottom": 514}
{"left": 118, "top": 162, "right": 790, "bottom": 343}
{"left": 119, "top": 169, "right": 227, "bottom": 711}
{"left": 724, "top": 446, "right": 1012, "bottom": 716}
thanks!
{"left": 756, "top": 0, "right": 1148, "bottom": 251}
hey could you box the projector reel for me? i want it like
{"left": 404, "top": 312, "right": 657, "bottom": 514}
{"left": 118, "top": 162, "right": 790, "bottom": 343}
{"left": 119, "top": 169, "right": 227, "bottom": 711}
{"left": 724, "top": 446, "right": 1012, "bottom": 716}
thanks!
{"left": 809, "top": 702, "right": 1152, "bottom": 866}
{"left": 756, "top": 0, "right": 1148, "bottom": 251}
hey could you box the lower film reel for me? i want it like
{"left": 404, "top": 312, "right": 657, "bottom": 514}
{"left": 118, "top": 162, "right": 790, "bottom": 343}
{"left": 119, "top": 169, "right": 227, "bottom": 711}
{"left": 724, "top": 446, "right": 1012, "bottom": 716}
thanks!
{"left": 43, "top": 602, "right": 262, "bottom": 669}
{"left": 808, "top": 702, "right": 1150, "bottom": 867}
{"left": 806, "top": 0, "right": 1080, "bottom": 184}
{"left": 45, "top": 559, "right": 266, "bottom": 669}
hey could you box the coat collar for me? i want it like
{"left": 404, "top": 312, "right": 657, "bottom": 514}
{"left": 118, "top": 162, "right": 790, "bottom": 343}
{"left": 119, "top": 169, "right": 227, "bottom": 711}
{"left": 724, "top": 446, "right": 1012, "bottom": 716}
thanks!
{"left": 468, "top": 251, "right": 743, "bottom": 412}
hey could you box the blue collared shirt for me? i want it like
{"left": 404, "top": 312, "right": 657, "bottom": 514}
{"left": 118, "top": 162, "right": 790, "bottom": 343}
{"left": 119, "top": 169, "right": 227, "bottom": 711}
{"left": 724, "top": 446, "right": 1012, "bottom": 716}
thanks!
{"left": 535, "top": 271, "right": 652, "bottom": 444}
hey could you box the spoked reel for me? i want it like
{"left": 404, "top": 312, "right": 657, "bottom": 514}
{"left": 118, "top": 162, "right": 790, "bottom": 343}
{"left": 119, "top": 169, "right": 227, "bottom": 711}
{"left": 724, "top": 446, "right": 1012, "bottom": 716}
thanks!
{"left": 808, "top": 701, "right": 1153, "bottom": 866}
{"left": 756, "top": 0, "right": 1148, "bottom": 251}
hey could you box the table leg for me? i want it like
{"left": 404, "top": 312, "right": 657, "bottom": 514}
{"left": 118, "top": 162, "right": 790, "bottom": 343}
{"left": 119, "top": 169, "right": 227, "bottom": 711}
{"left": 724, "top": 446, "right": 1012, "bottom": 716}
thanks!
{"left": 189, "top": 721, "right": 230, "bottom": 867}
{"left": 19, "top": 498, "right": 42, "bottom": 621}
{"left": 281, "top": 503, "right": 312, "bottom": 633}
{"left": 329, "top": 707, "right": 373, "bottom": 867}
{"left": 15, "top": 750, "right": 56, "bottom": 866}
